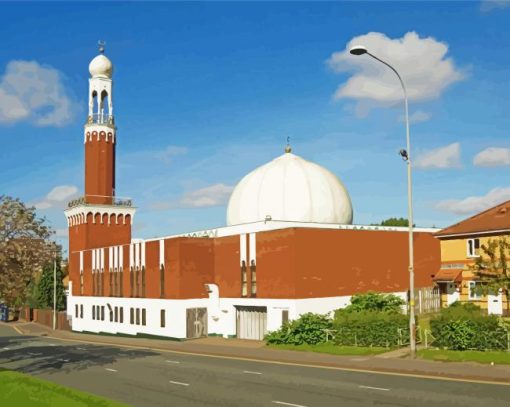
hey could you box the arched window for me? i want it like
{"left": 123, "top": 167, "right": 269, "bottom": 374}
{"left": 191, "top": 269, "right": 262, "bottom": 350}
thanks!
{"left": 241, "top": 260, "right": 247, "bottom": 297}
{"left": 250, "top": 260, "right": 257, "bottom": 297}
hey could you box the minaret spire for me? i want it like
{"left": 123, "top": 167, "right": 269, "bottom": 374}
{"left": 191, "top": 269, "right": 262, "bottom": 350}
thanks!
{"left": 98, "top": 40, "right": 106, "bottom": 54}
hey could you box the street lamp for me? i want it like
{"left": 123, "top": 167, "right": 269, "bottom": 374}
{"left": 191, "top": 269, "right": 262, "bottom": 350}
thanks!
{"left": 350, "top": 45, "right": 416, "bottom": 358}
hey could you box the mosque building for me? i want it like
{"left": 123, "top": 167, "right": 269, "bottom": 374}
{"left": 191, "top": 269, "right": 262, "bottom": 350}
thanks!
{"left": 65, "top": 48, "right": 440, "bottom": 340}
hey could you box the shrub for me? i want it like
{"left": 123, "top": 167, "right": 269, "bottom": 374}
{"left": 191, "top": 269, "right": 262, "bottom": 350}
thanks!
{"left": 264, "top": 313, "right": 332, "bottom": 345}
{"left": 342, "top": 292, "right": 405, "bottom": 314}
{"left": 333, "top": 310, "right": 409, "bottom": 347}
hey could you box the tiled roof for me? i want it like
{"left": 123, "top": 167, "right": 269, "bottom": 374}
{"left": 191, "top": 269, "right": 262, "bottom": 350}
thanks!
{"left": 432, "top": 269, "right": 462, "bottom": 282}
{"left": 436, "top": 200, "right": 510, "bottom": 238}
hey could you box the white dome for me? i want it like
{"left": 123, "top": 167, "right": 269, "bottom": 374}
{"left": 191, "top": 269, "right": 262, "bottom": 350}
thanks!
{"left": 89, "top": 54, "right": 113, "bottom": 78}
{"left": 227, "top": 151, "right": 353, "bottom": 226}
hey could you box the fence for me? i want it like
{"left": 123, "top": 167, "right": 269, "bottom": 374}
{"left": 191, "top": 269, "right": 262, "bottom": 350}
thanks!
{"left": 23, "top": 306, "right": 71, "bottom": 331}
{"left": 405, "top": 286, "right": 441, "bottom": 315}
{"left": 420, "top": 328, "right": 510, "bottom": 351}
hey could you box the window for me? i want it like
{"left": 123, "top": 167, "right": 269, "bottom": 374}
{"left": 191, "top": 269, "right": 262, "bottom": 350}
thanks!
{"left": 92, "top": 305, "right": 95, "bottom": 320}
{"left": 160, "top": 265, "right": 165, "bottom": 298}
{"left": 142, "top": 267, "right": 146, "bottom": 298}
{"left": 467, "top": 238, "right": 480, "bottom": 257}
{"left": 80, "top": 304, "right": 83, "bottom": 318}
{"left": 136, "top": 308, "right": 140, "bottom": 325}
{"left": 130, "top": 267, "right": 134, "bottom": 297}
{"left": 120, "top": 307, "right": 124, "bottom": 323}
{"left": 101, "top": 270, "right": 104, "bottom": 296}
{"left": 101, "top": 306, "right": 105, "bottom": 321}
{"left": 160, "top": 309, "right": 166, "bottom": 328}
{"left": 241, "top": 261, "right": 247, "bottom": 297}
{"left": 109, "top": 269, "right": 113, "bottom": 297}
{"left": 469, "top": 281, "right": 483, "bottom": 300}
{"left": 109, "top": 306, "right": 113, "bottom": 322}
{"left": 75, "top": 304, "right": 78, "bottom": 318}
{"left": 119, "top": 267, "right": 123, "bottom": 297}
{"left": 80, "top": 271, "right": 84, "bottom": 295}
{"left": 250, "top": 260, "right": 257, "bottom": 297}
{"left": 142, "top": 308, "right": 146, "bottom": 326}
{"left": 114, "top": 306, "right": 118, "bottom": 322}
{"left": 130, "top": 307, "right": 134, "bottom": 324}
{"left": 282, "top": 310, "right": 289, "bottom": 326}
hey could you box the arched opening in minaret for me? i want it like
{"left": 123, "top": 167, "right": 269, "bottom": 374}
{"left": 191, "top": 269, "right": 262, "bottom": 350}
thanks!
{"left": 100, "top": 90, "right": 110, "bottom": 120}
{"left": 90, "top": 90, "right": 98, "bottom": 118}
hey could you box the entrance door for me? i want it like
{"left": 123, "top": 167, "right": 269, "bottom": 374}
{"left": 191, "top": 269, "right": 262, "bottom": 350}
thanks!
{"left": 236, "top": 306, "right": 267, "bottom": 340}
{"left": 488, "top": 293, "right": 503, "bottom": 315}
{"left": 186, "top": 308, "right": 208, "bottom": 339}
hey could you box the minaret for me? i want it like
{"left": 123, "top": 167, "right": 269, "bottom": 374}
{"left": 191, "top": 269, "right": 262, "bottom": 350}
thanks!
{"left": 65, "top": 43, "right": 136, "bottom": 294}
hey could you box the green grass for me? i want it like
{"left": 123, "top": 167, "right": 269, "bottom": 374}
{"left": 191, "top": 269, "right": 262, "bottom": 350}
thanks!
{"left": 418, "top": 349, "right": 510, "bottom": 364}
{"left": 267, "top": 342, "right": 389, "bottom": 356}
{"left": 0, "top": 369, "right": 127, "bottom": 407}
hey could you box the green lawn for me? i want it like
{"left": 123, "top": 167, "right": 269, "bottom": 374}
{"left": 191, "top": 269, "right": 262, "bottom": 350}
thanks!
{"left": 418, "top": 349, "right": 510, "bottom": 365}
{"left": 0, "top": 369, "right": 127, "bottom": 407}
{"left": 267, "top": 342, "right": 389, "bottom": 356}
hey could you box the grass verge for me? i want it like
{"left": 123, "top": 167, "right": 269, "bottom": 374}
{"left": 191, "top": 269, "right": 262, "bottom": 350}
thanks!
{"left": 0, "top": 369, "right": 127, "bottom": 407}
{"left": 267, "top": 342, "right": 389, "bottom": 356}
{"left": 418, "top": 349, "right": 510, "bottom": 364}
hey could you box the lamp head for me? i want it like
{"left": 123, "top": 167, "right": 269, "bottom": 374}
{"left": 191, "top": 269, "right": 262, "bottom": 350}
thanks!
{"left": 349, "top": 46, "right": 368, "bottom": 56}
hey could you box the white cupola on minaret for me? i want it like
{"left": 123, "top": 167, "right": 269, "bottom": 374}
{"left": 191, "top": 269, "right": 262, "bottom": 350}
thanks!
{"left": 87, "top": 41, "right": 114, "bottom": 125}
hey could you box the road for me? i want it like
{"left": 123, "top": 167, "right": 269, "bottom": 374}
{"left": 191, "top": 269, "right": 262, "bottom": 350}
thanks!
{"left": 1, "top": 324, "right": 509, "bottom": 407}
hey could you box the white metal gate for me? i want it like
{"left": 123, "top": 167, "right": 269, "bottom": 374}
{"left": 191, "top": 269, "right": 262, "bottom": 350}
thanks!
{"left": 488, "top": 293, "right": 503, "bottom": 315}
{"left": 236, "top": 306, "right": 267, "bottom": 340}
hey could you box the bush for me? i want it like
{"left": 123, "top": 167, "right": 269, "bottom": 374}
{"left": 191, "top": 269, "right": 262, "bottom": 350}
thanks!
{"left": 430, "top": 304, "right": 508, "bottom": 351}
{"left": 333, "top": 310, "right": 409, "bottom": 347}
{"left": 264, "top": 313, "right": 332, "bottom": 345}
{"left": 342, "top": 292, "right": 405, "bottom": 314}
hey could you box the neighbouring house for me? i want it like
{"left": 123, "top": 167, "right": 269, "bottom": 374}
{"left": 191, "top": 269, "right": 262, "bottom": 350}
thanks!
{"left": 434, "top": 201, "right": 510, "bottom": 315}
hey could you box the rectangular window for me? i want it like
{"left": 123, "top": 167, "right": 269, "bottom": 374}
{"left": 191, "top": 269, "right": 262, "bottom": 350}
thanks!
{"left": 120, "top": 307, "right": 124, "bottom": 323}
{"left": 160, "top": 266, "right": 165, "bottom": 298}
{"left": 114, "top": 306, "right": 118, "bottom": 322}
{"left": 469, "top": 281, "right": 483, "bottom": 300}
{"left": 80, "top": 304, "right": 83, "bottom": 319}
{"left": 92, "top": 305, "right": 95, "bottom": 320}
{"left": 160, "top": 309, "right": 165, "bottom": 328}
{"left": 130, "top": 307, "right": 134, "bottom": 324}
{"left": 282, "top": 310, "right": 289, "bottom": 326}
{"left": 136, "top": 308, "right": 140, "bottom": 325}
{"left": 80, "top": 271, "right": 84, "bottom": 295}
{"left": 75, "top": 304, "right": 78, "bottom": 318}
{"left": 142, "top": 308, "right": 146, "bottom": 326}
{"left": 130, "top": 268, "right": 134, "bottom": 297}
{"left": 241, "top": 262, "right": 247, "bottom": 297}
{"left": 101, "top": 306, "right": 105, "bottom": 321}
{"left": 250, "top": 262, "right": 257, "bottom": 297}
{"left": 467, "top": 238, "right": 480, "bottom": 257}
{"left": 109, "top": 269, "right": 113, "bottom": 297}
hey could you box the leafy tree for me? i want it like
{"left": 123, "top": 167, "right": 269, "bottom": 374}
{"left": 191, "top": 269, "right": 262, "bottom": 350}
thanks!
{"left": 36, "top": 256, "right": 66, "bottom": 311}
{"left": 470, "top": 237, "right": 510, "bottom": 313}
{"left": 265, "top": 313, "right": 333, "bottom": 345}
{"left": 0, "top": 195, "right": 54, "bottom": 312}
{"left": 339, "top": 291, "right": 405, "bottom": 314}
{"left": 371, "top": 217, "right": 415, "bottom": 227}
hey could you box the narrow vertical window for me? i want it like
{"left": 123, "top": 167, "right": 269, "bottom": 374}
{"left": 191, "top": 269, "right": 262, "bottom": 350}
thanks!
{"left": 109, "top": 269, "right": 113, "bottom": 297}
{"left": 250, "top": 260, "right": 257, "bottom": 297}
{"left": 130, "top": 308, "right": 134, "bottom": 324}
{"left": 120, "top": 307, "right": 124, "bottom": 323}
{"left": 80, "top": 271, "right": 84, "bottom": 295}
{"left": 160, "top": 309, "right": 165, "bottom": 328}
{"left": 92, "top": 271, "right": 95, "bottom": 296}
{"left": 142, "top": 266, "right": 146, "bottom": 298}
{"left": 115, "top": 306, "right": 118, "bottom": 322}
{"left": 135, "top": 267, "right": 140, "bottom": 297}
{"left": 101, "top": 269, "right": 104, "bottom": 296}
{"left": 75, "top": 304, "right": 78, "bottom": 318}
{"left": 130, "top": 267, "right": 134, "bottom": 297}
{"left": 92, "top": 305, "right": 95, "bottom": 320}
{"left": 101, "top": 306, "right": 105, "bottom": 321}
{"left": 142, "top": 309, "right": 146, "bottom": 326}
{"left": 80, "top": 304, "right": 83, "bottom": 318}
{"left": 241, "top": 261, "right": 247, "bottom": 297}
{"left": 160, "top": 265, "right": 165, "bottom": 298}
{"left": 282, "top": 310, "right": 289, "bottom": 326}
{"left": 119, "top": 267, "right": 124, "bottom": 297}
{"left": 136, "top": 308, "right": 140, "bottom": 325}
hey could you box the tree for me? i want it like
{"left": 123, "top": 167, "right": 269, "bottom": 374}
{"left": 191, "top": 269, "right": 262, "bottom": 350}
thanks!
{"left": 341, "top": 291, "right": 405, "bottom": 314}
{"left": 0, "top": 195, "right": 54, "bottom": 312}
{"left": 470, "top": 237, "right": 510, "bottom": 313}
{"left": 371, "top": 217, "right": 415, "bottom": 227}
{"left": 36, "top": 256, "right": 66, "bottom": 311}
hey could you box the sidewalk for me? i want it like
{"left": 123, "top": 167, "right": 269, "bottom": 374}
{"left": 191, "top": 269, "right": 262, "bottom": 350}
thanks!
{"left": 7, "top": 321, "right": 510, "bottom": 385}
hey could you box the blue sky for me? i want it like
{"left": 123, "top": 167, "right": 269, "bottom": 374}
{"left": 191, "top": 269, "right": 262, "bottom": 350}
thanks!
{"left": 1, "top": 1, "right": 510, "bottom": 249}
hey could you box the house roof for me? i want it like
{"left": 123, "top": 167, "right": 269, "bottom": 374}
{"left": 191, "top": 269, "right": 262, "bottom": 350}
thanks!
{"left": 436, "top": 200, "right": 510, "bottom": 238}
{"left": 432, "top": 269, "right": 462, "bottom": 282}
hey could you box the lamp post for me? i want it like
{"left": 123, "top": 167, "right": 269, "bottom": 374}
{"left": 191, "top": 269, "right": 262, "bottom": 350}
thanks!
{"left": 350, "top": 45, "right": 416, "bottom": 358}
{"left": 53, "top": 249, "right": 57, "bottom": 330}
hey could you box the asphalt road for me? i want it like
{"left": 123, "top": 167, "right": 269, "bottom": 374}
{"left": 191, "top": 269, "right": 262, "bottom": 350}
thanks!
{"left": 1, "top": 324, "right": 509, "bottom": 407}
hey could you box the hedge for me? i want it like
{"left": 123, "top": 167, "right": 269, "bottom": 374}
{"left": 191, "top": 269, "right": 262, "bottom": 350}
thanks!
{"left": 264, "top": 312, "right": 332, "bottom": 345}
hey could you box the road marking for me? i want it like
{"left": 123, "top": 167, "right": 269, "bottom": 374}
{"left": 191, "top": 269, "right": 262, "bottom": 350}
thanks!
{"left": 243, "top": 370, "right": 262, "bottom": 375}
{"left": 58, "top": 358, "right": 70, "bottom": 362}
{"left": 42, "top": 334, "right": 510, "bottom": 387}
{"left": 11, "top": 325, "right": 24, "bottom": 335}
{"left": 272, "top": 401, "right": 308, "bottom": 407}
{"left": 169, "top": 380, "right": 189, "bottom": 386}
{"left": 105, "top": 368, "right": 117, "bottom": 372}
{"left": 28, "top": 352, "right": 42, "bottom": 356}
{"left": 48, "top": 344, "right": 56, "bottom": 347}
{"left": 359, "top": 385, "right": 390, "bottom": 391}
{"left": 166, "top": 360, "right": 180, "bottom": 364}
{"left": 76, "top": 347, "right": 86, "bottom": 350}
{"left": 2, "top": 347, "right": 10, "bottom": 350}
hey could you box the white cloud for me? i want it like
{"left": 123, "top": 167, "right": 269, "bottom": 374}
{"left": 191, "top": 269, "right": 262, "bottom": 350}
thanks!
{"left": 34, "top": 185, "right": 79, "bottom": 210}
{"left": 151, "top": 183, "right": 234, "bottom": 210}
{"left": 435, "top": 187, "right": 510, "bottom": 215}
{"left": 55, "top": 228, "right": 69, "bottom": 238}
{"left": 480, "top": 0, "right": 510, "bottom": 12}
{"left": 156, "top": 145, "right": 188, "bottom": 164}
{"left": 0, "top": 60, "right": 77, "bottom": 126}
{"left": 399, "top": 110, "right": 431, "bottom": 124}
{"left": 327, "top": 32, "right": 466, "bottom": 111}
{"left": 414, "top": 142, "right": 461, "bottom": 169}
{"left": 473, "top": 147, "right": 510, "bottom": 167}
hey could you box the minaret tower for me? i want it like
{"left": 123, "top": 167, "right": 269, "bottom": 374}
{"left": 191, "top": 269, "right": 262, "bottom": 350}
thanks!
{"left": 65, "top": 43, "right": 136, "bottom": 291}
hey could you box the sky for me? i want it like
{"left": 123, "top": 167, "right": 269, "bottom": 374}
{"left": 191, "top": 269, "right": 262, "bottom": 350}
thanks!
{"left": 1, "top": 1, "right": 510, "bottom": 250}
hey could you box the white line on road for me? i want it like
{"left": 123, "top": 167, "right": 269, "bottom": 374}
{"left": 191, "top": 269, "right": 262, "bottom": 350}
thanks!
{"left": 165, "top": 360, "right": 180, "bottom": 364}
{"left": 243, "top": 370, "right": 262, "bottom": 375}
{"left": 2, "top": 347, "right": 10, "bottom": 350}
{"left": 58, "top": 358, "right": 70, "bottom": 362}
{"left": 105, "top": 368, "right": 118, "bottom": 372}
{"left": 169, "top": 380, "right": 190, "bottom": 386}
{"left": 48, "top": 344, "right": 56, "bottom": 346}
{"left": 28, "top": 352, "right": 42, "bottom": 356}
{"left": 359, "top": 385, "right": 390, "bottom": 391}
{"left": 76, "top": 347, "right": 86, "bottom": 350}
{"left": 272, "top": 401, "right": 308, "bottom": 407}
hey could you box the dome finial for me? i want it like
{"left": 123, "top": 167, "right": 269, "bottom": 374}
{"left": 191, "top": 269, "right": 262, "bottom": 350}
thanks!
{"left": 285, "top": 136, "right": 292, "bottom": 153}
{"left": 98, "top": 40, "right": 106, "bottom": 54}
